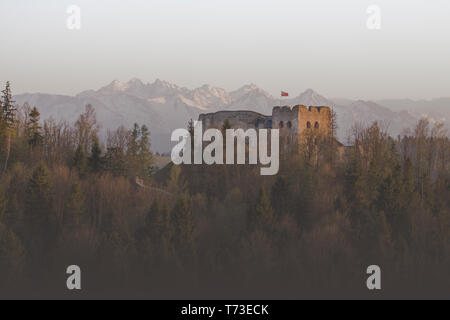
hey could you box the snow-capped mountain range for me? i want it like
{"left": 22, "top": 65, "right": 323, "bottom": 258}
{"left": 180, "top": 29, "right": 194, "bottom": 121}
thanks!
{"left": 14, "top": 78, "right": 449, "bottom": 152}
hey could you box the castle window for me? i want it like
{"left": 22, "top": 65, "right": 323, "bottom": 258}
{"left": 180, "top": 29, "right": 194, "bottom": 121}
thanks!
{"left": 279, "top": 121, "right": 284, "bottom": 128}
{"left": 314, "top": 121, "right": 319, "bottom": 129}
{"left": 287, "top": 121, "right": 292, "bottom": 128}
{"left": 306, "top": 121, "right": 311, "bottom": 128}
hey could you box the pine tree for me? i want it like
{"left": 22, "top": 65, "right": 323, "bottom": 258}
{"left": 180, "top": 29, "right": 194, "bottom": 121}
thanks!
{"left": 126, "top": 123, "right": 140, "bottom": 177}
{"left": 1, "top": 81, "right": 16, "bottom": 127}
{"left": 1, "top": 81, "right": 16, "bottom": 176}
{"left": 138, "top": 124, "right": 153, "bottom": 178}
{"left": 103, "top": 147, "right": 128, "bottom": 177}
{"left": 128, "top": 123, "right": 140, "bottom": 158}
{"left": 88, "top": 133, "right": 103, "bottom": 173}
{"left": 27, "top": 106, "right": 43, "bottom": 148}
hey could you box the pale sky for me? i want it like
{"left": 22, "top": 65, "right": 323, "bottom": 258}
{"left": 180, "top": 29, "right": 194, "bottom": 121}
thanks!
{"left": 0, "top": 0, "right": 449, "bottom": 99}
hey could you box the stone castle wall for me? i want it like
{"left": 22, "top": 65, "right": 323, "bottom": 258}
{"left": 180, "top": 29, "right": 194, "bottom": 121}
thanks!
{"left": 198, "top": 105, "right": 332, "bottom": 147}
{"left": 198, "top": 110, "right": 272, "bottom": 130}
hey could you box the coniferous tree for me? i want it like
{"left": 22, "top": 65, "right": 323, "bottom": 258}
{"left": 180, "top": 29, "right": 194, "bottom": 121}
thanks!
{"left": 128, "top": 123, "right": 140, "bottom": 159}
{"left": 103, "top": 147, "right": 128, "bottom": 177}
{"left": 1, "top": 81, "right": 16, "bottom": 176}
{"left": 88, "top": 133, "right": 103, "bottom": 173}
{"left": 26, "top": 106, "right": 43, "bottom": 148}
{"left": 1, "top": 81, "right": 16, "bottom": 127}
{"left": 138, "top": 124, "right": 153, "bottom": 178}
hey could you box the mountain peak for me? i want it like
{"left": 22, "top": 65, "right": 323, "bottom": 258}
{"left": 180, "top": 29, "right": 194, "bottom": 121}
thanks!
{"left": 98, "top": 79, "right": 128, "bottom": 93}
{"left": 239, "top": 83, "right": 259, "bottom": 91}
{"left": 232, "top": 83, "right": 268, "bottom": 95}
{"left": 110, "top": 79, "right": 122, "bottom": 87}
{"left": 295, "top": 88, "right": 332, "bottom": 106}
{"left": 299, "top": 88, "right": 320, "bottom": 97}
{"left": 127, "top": 78, "right": 144, "bottom": 86}
{"left": 153, "top": 78, "right": 178, "bottom": 89}
{"left": 303, "top": 88, "right": 316, "bottom": 94}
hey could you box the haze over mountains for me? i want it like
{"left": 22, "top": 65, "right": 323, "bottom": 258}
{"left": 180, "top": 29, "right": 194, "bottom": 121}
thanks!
{"left": 14, "top": 78, "right": 450, "bottom": 152}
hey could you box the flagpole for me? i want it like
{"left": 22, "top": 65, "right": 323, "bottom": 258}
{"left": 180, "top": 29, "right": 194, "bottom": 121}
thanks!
{"left": 280, "top": 91, "right": 288, "bottom": 106}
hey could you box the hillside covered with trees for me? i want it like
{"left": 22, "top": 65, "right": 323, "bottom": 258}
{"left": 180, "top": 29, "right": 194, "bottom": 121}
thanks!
{"left": 0, "top": 82, "right": 449, "bottom": 298}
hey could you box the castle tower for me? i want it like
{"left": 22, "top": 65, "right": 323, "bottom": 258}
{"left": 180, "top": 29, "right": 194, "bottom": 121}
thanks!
{"left": 272, "top": 105, "right": 332, "bottom": 150}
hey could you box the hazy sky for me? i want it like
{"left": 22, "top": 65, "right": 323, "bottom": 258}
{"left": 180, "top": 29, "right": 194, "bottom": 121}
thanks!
{"left": 0, "top": 0, "right": 449, "bottom": 99}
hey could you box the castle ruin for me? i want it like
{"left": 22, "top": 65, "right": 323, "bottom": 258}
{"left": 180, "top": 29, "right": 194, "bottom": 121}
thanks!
{"left": 198, "top": 105, "right": 332, "bottom": 150}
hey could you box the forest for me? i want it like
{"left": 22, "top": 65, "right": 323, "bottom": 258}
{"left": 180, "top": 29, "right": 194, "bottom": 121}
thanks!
{"left": 0, "top": 81, "right": 449, "bottom": 298}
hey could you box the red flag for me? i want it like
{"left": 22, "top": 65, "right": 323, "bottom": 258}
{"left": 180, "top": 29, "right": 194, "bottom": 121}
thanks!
{"left": 281, "top": 91, "right": 289, "bottom": 97}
